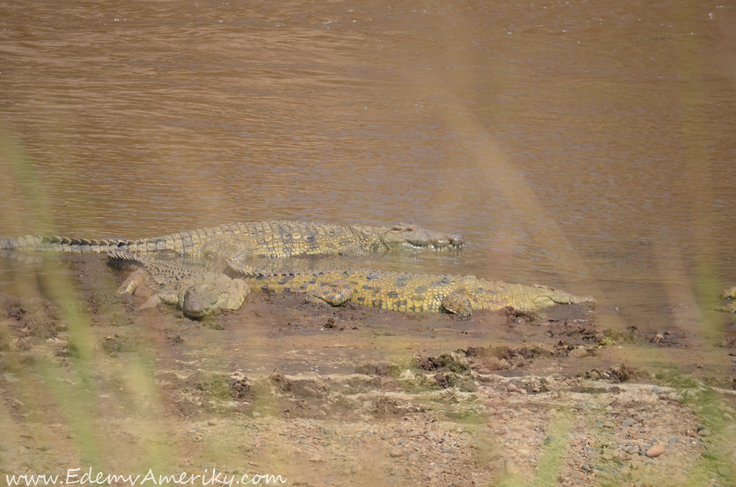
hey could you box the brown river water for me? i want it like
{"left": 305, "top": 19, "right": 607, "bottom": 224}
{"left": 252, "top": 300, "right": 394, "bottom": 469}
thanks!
{"left": 0, "top": 0, "right": 735, "bottom": 332}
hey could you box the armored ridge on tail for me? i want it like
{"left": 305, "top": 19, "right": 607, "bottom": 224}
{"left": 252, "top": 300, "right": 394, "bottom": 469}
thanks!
{"left": 1, "top": 220, "right": 464, "bottom": 259}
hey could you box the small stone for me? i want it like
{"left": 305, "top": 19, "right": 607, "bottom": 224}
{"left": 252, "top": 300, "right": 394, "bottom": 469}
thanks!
{"left": 698, "top": 428, "right": 712, "bottom": 437}
{"left": 569, "top": 347, "right": 588, "bottom": 358}
{"left": 389, "top": 448, "right": 403, "bottom": 458}
{"left": 623, "top": 418, "right": 636, "bottom": 427}
{"left": 49, "top": 424, "right": 63, "bottom": 429}
{"left": 646, "top": 445, "right": 665, "bottom": 458}
{"left": 717, "top": 465, "right": 732, "bottom": 477}
{"left": 309, "top": 455, "right": 322, "bottom": 463}
{"left": 38, "top": 445, "right": 52, "bottom": 451}
{"left": 668, "top": 437, "right": 679, "bottom": 444}
{"left": 504, "top": 460, "right": 519, "bottom": 474}
{"left": 207, "top": 419, "right": 219, "bottom": 426}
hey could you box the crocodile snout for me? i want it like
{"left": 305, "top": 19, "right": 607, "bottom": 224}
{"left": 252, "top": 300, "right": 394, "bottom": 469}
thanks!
{"left": 182, "top": 286, "right": 215, "bottom": 318}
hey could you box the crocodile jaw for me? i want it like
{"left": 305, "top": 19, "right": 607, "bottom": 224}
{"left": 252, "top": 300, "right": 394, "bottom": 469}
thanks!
{"left": 181, "top": 279, "right": 249, "bottom": 318}
{"left": 382, "top": 225, "right": 465, "bottom": 250}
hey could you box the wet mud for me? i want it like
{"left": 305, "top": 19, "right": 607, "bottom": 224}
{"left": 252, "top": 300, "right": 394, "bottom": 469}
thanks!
{"left": 1, "top": 255, "right": 736, "bottom": 486}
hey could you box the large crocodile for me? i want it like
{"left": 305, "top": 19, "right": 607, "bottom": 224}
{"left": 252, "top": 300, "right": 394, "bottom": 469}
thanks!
{"left": 1, "top": 221, "right": 464, "bottom": 260}
{"left": 108, "top": 251, "right": 591, "bottom": 317}
{"left": 108, "top": 251, "right": 249, "bottom": 319}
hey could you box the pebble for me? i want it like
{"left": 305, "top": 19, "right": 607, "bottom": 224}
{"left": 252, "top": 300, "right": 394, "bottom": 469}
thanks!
{"left": 49, "top": 424, "right": 63, "bottom": 429}
{"left": 309, "top": 455, "right": 321, "bottom": 463}
{"left": 668, "top": 437, "right": 679, "bottom": 444}
{"left": 623, "top": 418, "right": 636, "bottom": 427}
{"left": 207, "top": 419, "right": 219, "bottom": 426}
{"left": 646, "top": 445, "right": 665, "bottom": 458}
{"left": 698, "top": 428, "right": 712, "bottom": 437}
{"left": 569, "top": 347, "right": 588, "bottom": 358}
{"left": 504, "top": 460, "right": 519, "bottom": 474}
{"left": 389, "top": 448, "right": 403, "bottom": 458}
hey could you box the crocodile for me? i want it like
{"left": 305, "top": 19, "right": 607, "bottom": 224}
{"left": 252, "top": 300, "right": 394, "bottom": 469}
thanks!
{"left": 717, "top": 287, "right": 736, "bottom": 313}
{"left": 1, "top": 221, "right": 464, "bottom": 260}
{"left": 108, "top": 251, "right": 249, "bottom": 319}
{"left": 221, "top": 260, "right": 593, "bottom": 316}
{"left": 107, "top": 252, "right": 592, "bottom": 317}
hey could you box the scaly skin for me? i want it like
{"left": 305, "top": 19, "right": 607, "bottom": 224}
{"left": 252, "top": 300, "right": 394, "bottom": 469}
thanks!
{"left": 232, "top": 266, "right": 594, "bottom": 316}
{"left": 108, "top": 251, "right": 249, "bottom": 318}
{"left": 717, "top": 287, "right": 736, "bottom": 313}
{"left": 1, "top": 221, "right": 464, "bottom": 259}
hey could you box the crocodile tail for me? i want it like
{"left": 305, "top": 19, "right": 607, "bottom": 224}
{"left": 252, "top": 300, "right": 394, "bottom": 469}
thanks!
{"left": 107, "top": 250, "right": 155, "bottom": 270}
{"left": 0, "top": 234, "right": 186, "bottom": 254}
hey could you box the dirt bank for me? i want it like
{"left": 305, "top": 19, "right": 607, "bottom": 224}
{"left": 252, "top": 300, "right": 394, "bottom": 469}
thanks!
{"left": 1, "top": 255, "right": 735, "bottom": 486}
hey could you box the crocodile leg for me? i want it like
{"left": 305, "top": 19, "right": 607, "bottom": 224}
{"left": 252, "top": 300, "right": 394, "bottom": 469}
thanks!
{"left": 140, "top": 290, "right": 179, "bottom": 309}
{"left": 717, "top": 303, "right": 736, "bottom": 313}
{"left": 117, "top": 269, "right": 148, "bottom": 295}
{"left": 440, "top": 292, "right": 477, "bottom": 317}
{"left": 307, "top": 281, "right": 354, "bottom": 306}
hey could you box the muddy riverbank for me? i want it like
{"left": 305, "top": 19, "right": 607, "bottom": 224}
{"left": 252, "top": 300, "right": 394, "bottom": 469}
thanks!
{"left": 1, "top": 255, "right": 735, "bottom": 486}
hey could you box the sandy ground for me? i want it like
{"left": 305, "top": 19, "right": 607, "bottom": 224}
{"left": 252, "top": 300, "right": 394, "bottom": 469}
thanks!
{"left": 1, "top": 255, "right": 736, "bottom": 486}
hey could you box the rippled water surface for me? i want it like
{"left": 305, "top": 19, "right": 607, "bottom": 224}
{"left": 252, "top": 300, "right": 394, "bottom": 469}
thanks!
{"left": 1, "top": 0, "right": 735, "bottom": 330}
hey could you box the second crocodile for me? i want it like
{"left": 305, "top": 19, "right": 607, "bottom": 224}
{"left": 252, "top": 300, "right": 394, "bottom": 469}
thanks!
{"left": 236, "top": 267, "right": 594, "bottom": 316}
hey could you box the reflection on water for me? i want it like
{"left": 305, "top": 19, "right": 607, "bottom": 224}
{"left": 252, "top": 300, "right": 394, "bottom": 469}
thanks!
{"left": 0, "top": 0, "right": 735, "bottom": 330}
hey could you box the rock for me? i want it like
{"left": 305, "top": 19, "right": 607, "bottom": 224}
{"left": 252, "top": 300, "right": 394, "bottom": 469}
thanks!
{"left": 717, "top": 465, "right": 732, "bottom": 477}
{"left": 309, "top": 455, "right": 321, "bottom": 463}
{"left": 569, "top": 347, "right": 588, "bottom": 359}
{"left": 504, "top": 460, "right": 519, "bottom": 474}
{"left": 389, "top": 448, "right": 403, "bottom": 458}
{"left": 698, "top": 428, "right": 712, "bottom": 437}
{"left": 623, "top": 418, "right": 636, "bottom": 427}
{"left": 38, "top": 445, "right": 52, "bottom": 451}
{"left": 207, "top": 419, "right": 219, "bottom": 426}
{"left": 49, "top": 423, "right": 63, "bottom": 429}
{"left": 646, "top": 445, "right": 665, "bottom": 458}
{"left": 668, "top": 437, "right": 679, "bottom": 444}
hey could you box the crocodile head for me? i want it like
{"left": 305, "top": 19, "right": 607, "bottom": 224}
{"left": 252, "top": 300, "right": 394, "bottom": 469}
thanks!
{"left": 381, "top": 224, "right": 465, "bottom": 250}
{"left": 181, "top": 277, "right": 249, "bottom": 318}
{"left": 530, "top": 285, "right": 595, "bottom": 310}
